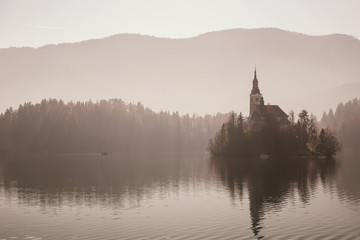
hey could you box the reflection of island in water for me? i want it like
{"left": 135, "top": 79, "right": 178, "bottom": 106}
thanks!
{"left": 1, "top": 153, "right": 359, "bottom": 239}
{"left": 211, "top": 157, "right": 339, "bottom": 239}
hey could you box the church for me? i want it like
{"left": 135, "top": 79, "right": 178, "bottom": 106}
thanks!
{"left": 248, "top": 69, "right": 290, "bottom": 132}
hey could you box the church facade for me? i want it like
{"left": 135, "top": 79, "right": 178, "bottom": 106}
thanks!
{"left": 248, "top": 69, "right": 290, "bottom": 132}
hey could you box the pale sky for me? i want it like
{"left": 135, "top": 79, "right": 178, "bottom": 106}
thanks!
{"left": 0, "top": 0, "right": 359, "bottom": 48}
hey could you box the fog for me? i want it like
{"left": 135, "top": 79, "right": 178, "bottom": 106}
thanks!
{"left": 1, "top": 28, "right": 360, "bottom": 118}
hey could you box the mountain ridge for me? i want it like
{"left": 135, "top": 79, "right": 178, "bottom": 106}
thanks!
{"left": 2, "top": 28, "right": 359, "bottom": 50}
{"left": 1, "top": 28, "right": 360, "bottom": 117}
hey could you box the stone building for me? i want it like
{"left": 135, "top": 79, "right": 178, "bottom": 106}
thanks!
{"left": 249, "top": 69, "right": 290, "bottom": 132}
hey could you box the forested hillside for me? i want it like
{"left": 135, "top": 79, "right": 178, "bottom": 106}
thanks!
{"left": 320, "top": 98, "right": 360, "bottom": 151}
{"left": 0, "top": 99, "right": 228, "bottom": 153}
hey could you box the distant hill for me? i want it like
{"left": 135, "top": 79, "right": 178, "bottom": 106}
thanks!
{"left": 1, "top": 28, "right": 360, "bottom": 117}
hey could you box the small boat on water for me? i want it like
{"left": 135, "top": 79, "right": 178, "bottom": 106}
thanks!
{"left": 100, "top": 151, "right": 108, "bottom": 156}
{"left": 259, "top": 154, "right": 270, "bottom": 160}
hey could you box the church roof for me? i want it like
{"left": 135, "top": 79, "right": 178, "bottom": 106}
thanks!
{"left": 250, "top": 105, "right": 289, "bottom": 120}
{"left": 265, "top": 105, "right": 289, "bottom": 119}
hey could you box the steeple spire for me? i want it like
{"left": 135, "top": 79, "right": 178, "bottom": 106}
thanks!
{"left": 251, "top": 66, "right": 260, "bottom": 94}
{"left": 254, "top": 65, "right": 257, "bottom": 80}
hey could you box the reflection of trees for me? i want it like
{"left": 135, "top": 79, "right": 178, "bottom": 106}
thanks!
{"left": 0, "top": 153, "right": 209, "bottom": 210}
{"left": 211, "top": 157, "right": 338, "bottom": 239}
{"left": 334, "top": 154, "right": 360, "bottom": 205}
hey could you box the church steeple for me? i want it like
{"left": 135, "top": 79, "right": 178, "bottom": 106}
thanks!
{"left": 249, "top": 67, "right": 263, "bottom": 116}
{"left": 251, "top": 67, "right": 260, "bottom": 94}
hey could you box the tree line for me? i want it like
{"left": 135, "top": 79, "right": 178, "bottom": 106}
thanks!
{"left": 320, "top": 98, "right": 360, "bottom": 151}
{"left": 0, "top": 99, "right": 228, "bottom": 153}
{"left": 208, "top": 110, "right": 340, "bottom": 158}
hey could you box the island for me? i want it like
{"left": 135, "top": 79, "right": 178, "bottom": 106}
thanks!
{"left": 208, "top": 69, "right": 340, "bottom": 158}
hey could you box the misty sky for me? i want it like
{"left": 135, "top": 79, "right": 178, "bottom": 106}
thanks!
{"left": 1, "top": 0, "right": 360, "bottom": 48}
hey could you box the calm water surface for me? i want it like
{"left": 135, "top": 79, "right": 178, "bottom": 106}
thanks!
{"left": 0, "top": 152, "right": 360, "bottom": 239}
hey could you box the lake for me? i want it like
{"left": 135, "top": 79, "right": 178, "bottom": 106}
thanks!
{"left": 0, "top": 152, "right": 359, "bottom": 239}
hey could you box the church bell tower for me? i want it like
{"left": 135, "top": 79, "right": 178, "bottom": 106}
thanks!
{"left": 249, "top": 68, "right": 263, "bottom": 115}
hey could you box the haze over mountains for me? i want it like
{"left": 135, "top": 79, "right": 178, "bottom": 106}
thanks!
{"left": 1, "top": 28, "right": 359, "bottom": 117}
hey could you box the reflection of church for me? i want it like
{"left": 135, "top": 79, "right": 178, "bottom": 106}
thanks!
{"left": 212, "top": 156, "right": 338, "bottom": 239}
{"left": 249, "top": 69, "right": 290, "bottom": 132}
